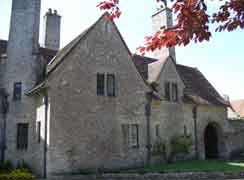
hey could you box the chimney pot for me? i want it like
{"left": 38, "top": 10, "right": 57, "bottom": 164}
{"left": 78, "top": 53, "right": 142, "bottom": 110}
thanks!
{"left": 48, "top": 8, "right": 52, "bottom": 14}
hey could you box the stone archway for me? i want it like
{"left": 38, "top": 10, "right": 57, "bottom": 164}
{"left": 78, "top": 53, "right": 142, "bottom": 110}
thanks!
{"left": 204, "top": 123, "right": 221, "bottom": 159}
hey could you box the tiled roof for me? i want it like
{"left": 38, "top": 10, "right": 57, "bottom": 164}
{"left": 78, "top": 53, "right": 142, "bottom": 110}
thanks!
{"left": 0, "top": 39, "right": 57, "bottom": 63}
{"left": 133, "top": 55, "right": 157, "bottom": 79}
{"left": 176, "top": 64, "right": 228, "bottom": 106}
{"left": 230, "top": 100, "right": 244, "bottom": 117}
{"left": 133, "top": 55, "right": 228, "bottom": 106}
{"left": 39, "top": 47, "right": 57, "bottom": 64}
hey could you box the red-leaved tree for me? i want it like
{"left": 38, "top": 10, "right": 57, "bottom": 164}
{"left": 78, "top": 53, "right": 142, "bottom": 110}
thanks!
{"left": 97, "top": 0, "right": 244, "bottom": 55}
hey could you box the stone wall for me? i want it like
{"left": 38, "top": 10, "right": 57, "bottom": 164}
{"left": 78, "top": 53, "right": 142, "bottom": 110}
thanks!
{"left": 46, "top": 16, "right": 149, "bottom": 176}
{"left": 227, "top": 120, "right": 244, "bottom": 157}
{"left": 44, "top": 171, "right": 244, "bottom": 180}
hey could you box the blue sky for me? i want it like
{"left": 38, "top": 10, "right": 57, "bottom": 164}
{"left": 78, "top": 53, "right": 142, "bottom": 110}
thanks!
{"left": 0, "top": 0, "right": 243, "bottom": 100}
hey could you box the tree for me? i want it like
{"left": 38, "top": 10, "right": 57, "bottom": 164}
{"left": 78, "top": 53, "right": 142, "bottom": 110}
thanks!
{"left": 97, "top": 0, "right": 244, "bottom": 55}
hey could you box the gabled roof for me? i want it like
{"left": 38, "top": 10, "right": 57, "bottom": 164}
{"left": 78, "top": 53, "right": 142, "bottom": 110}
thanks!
{"left": 0, "top": 39, "right": 57, "bottom": 63}
{"left": 46, "top": 13, "right": 126, "bottom": 76}
{"left": 230, "top": 100, "right": 244, "bottom": 118}
{"left": 47, "top": 13, "right": 133, "bottom": 76}
{"left": 176, "top": 64, "right": 228, "bottom": 106}
{"left": 133, "top": 54, "right": 228, "bottom": 106}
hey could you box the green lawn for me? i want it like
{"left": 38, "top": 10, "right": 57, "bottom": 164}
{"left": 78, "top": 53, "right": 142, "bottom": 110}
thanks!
{"left": 141, "top": 160, "right": 244, "bottom": 173}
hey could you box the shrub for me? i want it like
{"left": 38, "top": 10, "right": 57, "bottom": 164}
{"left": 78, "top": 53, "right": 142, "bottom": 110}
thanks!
{"left": 0, "top": 160, "right": 14, "bottom": 173}
{"left": 170, "top": 134, "right": 193, "bottom": 156}
{"left": 16, "top": 160, "right": 32, "bottom": 172}
{"left": 0, "top": 169, "right": 35, "bottom": 179}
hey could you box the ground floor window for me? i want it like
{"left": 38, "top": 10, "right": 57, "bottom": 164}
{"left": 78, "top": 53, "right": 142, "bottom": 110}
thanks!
{"left": 17, "top": 123, "right": 28, "bottom": 150}
{"left": 122, "top": 124, "right": 139, "bottom": 148}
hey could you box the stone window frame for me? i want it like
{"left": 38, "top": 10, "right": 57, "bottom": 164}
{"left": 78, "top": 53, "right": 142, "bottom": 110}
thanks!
{"left": 164, "top": 81, "right": 179, "bottom": 102}
{"left": 97, "top": 73, "right": 105, "bottom": 96}
{"left": 121, "top": 123, "right": 139, "bottom": 149}
{"left": 107, "top": 74, "right": 116, "bottom": 97}
{"left": 171, "top": 83, "right": 178, "bottom": 102}
{"left": 155, "top": 124, "right": 160, "bottom": 138}
{"left": 17, "top": 123, "right": 29, "bottom": 150}
{"left": 97, "top": 73, "right": 116, "bottom": 97}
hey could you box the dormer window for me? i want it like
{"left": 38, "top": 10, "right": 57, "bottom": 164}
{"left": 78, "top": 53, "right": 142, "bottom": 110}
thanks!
{"left": 164, "top": 82, "right": 178, "bottom": 102}
{"left": 164, "top": 82, "right": 170, "bottom": 101}
{"left": 172, "top": 83, "right": 178, "bottom": 102}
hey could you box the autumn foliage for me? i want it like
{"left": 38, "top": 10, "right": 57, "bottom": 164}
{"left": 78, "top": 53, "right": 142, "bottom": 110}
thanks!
{"left": 97, "top": 0, "right": 244, "bottom": 55}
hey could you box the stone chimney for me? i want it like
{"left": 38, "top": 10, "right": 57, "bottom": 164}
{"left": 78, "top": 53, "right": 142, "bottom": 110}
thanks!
{"left": 43, "top": 8, "right": 61, "bottom": 50}
{"left": 151, "top": 7, "right": 176, "bottom": 62}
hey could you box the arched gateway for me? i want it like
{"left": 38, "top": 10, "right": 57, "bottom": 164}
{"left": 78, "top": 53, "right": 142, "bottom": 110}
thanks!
{"left": 204, "top": 123, "right": 222, "bottom": 159}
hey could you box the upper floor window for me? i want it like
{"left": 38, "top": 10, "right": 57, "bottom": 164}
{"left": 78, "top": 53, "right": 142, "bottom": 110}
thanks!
{"left": 172, "top": 83, "right": 178, "bottom": 102}
{"left": 13, "top": 82, "right": 22, "bottom": 101}
{"left": 97, "top": 73, "right": 116, "bottom": 97}
{"left": 97, "top": 74, "right": 105, "bottom": 96}
{"left": 107, "top": 74, "right": 115, "bottom": 97}
{"left": 164, "top": 82, "right": 178, "bottom": 102}
{"left": 164, "top": 82, "right": 170, "bottom": 101}
{"left": 17, "top": 123, "right": 28, "bottom": 150}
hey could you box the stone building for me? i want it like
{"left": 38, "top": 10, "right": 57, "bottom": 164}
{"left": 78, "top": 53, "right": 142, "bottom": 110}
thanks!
{"left": 0, "top": 0, "right": 243, "bottom": 178}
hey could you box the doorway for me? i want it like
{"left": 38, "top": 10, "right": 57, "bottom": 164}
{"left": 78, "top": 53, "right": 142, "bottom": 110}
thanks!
{"left": 204, "top": 123, "right": 219, "bottom": 159}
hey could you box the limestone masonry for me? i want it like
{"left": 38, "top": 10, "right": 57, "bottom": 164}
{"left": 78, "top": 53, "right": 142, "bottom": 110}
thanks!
{"left": 0, "top": 0, "right": 243, "bottom": 178}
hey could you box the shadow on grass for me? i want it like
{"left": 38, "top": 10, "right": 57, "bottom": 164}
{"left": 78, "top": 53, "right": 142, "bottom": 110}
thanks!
{"left": 141, "top": 160, "right": 244, "bottom": 173}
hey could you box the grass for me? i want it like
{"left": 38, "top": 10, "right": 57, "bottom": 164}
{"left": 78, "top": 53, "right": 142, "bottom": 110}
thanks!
{"left": 141, "top": 160, "right": 244, "bottom": 173}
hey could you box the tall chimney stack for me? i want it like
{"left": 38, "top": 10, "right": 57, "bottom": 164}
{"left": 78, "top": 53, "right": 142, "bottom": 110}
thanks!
{"left": 42, "top": 8, "right": 61, "bottom": 50}
{"left": 151, "top": 7, "right": 176, "bottom": 62}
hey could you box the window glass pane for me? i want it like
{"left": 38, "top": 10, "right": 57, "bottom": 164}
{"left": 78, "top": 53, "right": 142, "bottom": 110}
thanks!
{"left": 13, "top": 82, "right": 22, "bottom": 101}
{"left": 121, "top": 124, "right": 129, "bottom": 147}
{"left": 17, "top": 123, "right": 28, "bottom": 150}
{"left": 97, "top": 74, "right": 105, "bottom": 96}
{"left": 172, "top": 83, "right": 178, "bottom": 102}
{"left": 131, "top": 124, "right": 139, "bottom": 148}
{"left": 107, "top": 74, "right": 115, "bottom": 96}
{"left": 164, "top": 82, "right": 170, "bottom": 101}
{"left": 156, "top": 124, "right": 160, "bottom": 137}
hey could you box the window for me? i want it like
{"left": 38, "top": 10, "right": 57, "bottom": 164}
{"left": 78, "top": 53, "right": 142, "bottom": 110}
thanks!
{"left": 37, "top": 122, "right": 41, "bottom": 143}
{"left": 184, "top": 125, "right": 187, "bottom": 136}
{"left": 121, "top": 124, "right": 139, "bottom": 148}
{"left": 172, "top": 83, "right": 178, "bottom": 102}
{"left": 97, "top": 73, "right": 116, "bottom": 97}
{"left": 97, "top": 74, "right": 105, "bottom": 96}
{"left": 107, "top": 74, "right": 115, "bottom": 97}
{"left": 122, "top": 124, "right": 129, "bottom": 147}
{"left": 131, "top": 124, "right": 139, "bottom": 148}
{"left": 13, "top": 82, "right": 22, "bottom": 101}
{"left": 164, "top": 82, "right": 170, "bottom": 101}
{"left": 156, "top": 124, "right": 160, "bottom": 138}
{"left": 17, "top": 123, "right": 28, "bottom": 150}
